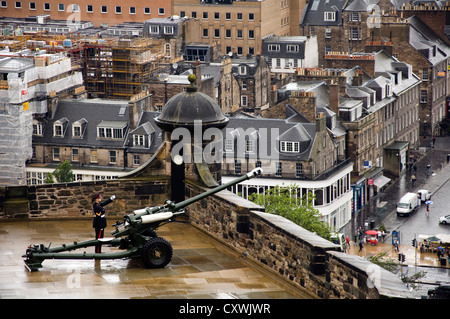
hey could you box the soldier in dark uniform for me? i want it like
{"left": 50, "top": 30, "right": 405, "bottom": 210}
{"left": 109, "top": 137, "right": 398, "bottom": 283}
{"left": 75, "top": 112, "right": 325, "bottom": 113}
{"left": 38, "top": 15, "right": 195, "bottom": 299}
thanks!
{"left": 92, "top": 193, "right": 115, "bottom": 253}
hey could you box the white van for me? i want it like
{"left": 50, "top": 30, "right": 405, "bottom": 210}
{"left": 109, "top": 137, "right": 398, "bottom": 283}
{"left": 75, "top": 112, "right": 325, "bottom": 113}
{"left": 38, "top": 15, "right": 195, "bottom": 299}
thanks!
{"left": 417, "top": 189, "right": 431, "bottom": 202}
{"left": 397, "top": 192, "right": 419, "bottom": 216}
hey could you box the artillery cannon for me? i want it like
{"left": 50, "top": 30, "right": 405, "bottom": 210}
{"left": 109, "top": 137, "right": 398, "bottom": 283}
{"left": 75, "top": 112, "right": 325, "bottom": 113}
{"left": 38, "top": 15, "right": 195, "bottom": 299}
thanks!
{"left": 23, "top": 168, "right": 263, "bottom": 272}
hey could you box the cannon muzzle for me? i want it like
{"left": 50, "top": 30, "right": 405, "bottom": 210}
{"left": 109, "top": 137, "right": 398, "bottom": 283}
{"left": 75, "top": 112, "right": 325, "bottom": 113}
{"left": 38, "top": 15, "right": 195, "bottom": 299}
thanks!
{"left": 247, "top": 167, "right": 263, "bottom": 179}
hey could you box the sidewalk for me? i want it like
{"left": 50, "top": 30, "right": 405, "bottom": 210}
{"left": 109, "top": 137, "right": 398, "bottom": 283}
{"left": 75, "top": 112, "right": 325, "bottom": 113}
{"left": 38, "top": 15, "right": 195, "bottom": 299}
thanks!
{"left": 346, "top": 242, "right": 450, "bottom": 269}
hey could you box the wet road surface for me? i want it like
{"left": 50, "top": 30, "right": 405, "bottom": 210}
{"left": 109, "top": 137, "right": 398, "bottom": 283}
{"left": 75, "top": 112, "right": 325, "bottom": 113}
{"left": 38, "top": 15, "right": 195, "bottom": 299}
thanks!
{"left": 0, "top": 219, "right": 310, "bottom": 299}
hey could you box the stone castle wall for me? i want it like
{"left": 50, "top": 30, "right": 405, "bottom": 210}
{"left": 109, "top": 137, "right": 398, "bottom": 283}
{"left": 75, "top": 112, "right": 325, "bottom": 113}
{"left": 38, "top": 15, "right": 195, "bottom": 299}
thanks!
{"left": 185, "top": 182, "right": 403, "bottom": 299}
{"left": 0, "top": 179, "right": 169, "bottom": 219}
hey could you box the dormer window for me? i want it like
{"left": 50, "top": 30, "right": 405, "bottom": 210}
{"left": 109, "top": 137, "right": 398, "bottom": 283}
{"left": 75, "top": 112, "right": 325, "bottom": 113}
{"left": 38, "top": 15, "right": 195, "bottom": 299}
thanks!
{"left": 72, "top": 118, "right": 87, "bottom": 139}
{"left": 133, "top": 134, "right": 145, "bottom": 147}
{"left": 280, "top": 141, "right": 299, "bottom": 153}
{"left": 324, "top": 12, "right": 336, "bottom": 22}
{"left": 97, "top": 121, "right": 127, "bottom": 140}
{"left": 53, "top": 118, "right": 68, "bottom": 137}
{"left": 150, "top": 26, "right": 159, "bottom": 34}
{"left": 268, "top": 44, "right": 280, "bottom": 52}
{"left": 73, "top": 125, "right": 81, "bottom": 138}
{"left": 54, "top": 124, "right": 63, "bottom": 136}
{"left": 129, "top": 122, "right": 154, "bottom": 148}
{"left": 287, "top": 45, "right": 299, "bottom": 52}
{"left": 33, "top": 120, "right": 43, "bottom": 136}
{"left": 239, "top": 65, "right": 246, "bottom": 75}
{"left": 385, "top": 84, "right": 391, "bottom": 97}
{"left": 164, "top": 26, "right": 173, "bottom": 34}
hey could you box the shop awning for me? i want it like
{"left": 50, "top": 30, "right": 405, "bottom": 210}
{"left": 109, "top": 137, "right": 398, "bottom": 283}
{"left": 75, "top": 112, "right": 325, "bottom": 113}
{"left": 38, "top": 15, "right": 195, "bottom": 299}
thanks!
{"left": 373, "top": 175, "right": 391, "bottom": 188}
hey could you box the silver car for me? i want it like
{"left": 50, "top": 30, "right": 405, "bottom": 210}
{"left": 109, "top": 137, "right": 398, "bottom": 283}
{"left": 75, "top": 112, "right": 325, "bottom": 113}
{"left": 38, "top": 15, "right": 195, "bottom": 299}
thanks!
{"left": 439, "top": 215, "right": 450, "bottom": 224}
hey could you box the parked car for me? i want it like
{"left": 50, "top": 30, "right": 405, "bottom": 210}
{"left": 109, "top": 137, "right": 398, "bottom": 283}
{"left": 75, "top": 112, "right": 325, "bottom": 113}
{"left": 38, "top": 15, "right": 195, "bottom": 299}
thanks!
{"left": 439, "top": 215, "right": 450, "bottom": 225}
{"left": 428, "top": 285, "right": 450, "bottom": 299}
{"left": 417, "top": 189, "right": 431, "bottom": 201}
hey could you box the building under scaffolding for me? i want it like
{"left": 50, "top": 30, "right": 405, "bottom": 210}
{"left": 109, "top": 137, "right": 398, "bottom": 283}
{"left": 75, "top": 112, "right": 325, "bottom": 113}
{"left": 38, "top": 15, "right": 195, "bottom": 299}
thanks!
{"left": 84, "top": 37, "right": 172, "bottom": 99}
{"left": 0, "top": 48, "right": 83, "bottom": 185}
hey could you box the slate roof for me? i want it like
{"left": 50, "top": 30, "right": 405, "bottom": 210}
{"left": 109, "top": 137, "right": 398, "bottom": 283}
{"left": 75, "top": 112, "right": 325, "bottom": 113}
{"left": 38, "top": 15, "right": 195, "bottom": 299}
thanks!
{"left": 33, "top": 99, "right": 162, "bottom": 155}
{"left": 278, "top": 81, "right": 330, "bottom": 108}
{"left": 344, "top": 0, "right": 379, "bottom": 11}
{"left": 33, "top": 99, "right": 129, "bottom": 148}
{"left": 224, "top": 117, "right": 317, "bottom": 161}
{"left": 262, "top": 36, "right": 307, "bottom": 59}
{"left": 129, "top": 111, "right": 164, "bottom": 154}
{"left": 408, "top": 15, "right": 450, "bottom": 66}
{"left": 300, "top": 0, "right": 346, "bottom": 27}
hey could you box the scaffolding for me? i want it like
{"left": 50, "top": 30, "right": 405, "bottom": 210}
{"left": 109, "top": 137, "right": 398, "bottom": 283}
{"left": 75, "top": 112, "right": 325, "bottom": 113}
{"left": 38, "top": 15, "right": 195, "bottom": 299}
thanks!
{"left": 83, "top": 37, "right": 170, "bottom": 99}
{"left": 0, "top": 32, "right": 176, "bottom": 100}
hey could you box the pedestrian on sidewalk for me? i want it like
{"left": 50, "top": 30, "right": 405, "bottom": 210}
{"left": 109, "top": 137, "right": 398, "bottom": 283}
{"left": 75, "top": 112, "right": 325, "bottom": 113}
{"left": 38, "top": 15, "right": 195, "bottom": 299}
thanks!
{"left": 427, "top": 164, "right": 431, "bottom": 176}
{"left": 358, "top": 240, "right": 364, "bottom": 252}
{"left": 411, "top": 174, "right": 416, "bottom": 186}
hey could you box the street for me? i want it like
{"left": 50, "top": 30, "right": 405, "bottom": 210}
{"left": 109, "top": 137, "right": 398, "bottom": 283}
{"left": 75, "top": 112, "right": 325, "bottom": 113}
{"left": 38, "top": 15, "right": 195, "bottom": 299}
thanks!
{"left": 392, "top": 179, "right": 450, "bottom": 245}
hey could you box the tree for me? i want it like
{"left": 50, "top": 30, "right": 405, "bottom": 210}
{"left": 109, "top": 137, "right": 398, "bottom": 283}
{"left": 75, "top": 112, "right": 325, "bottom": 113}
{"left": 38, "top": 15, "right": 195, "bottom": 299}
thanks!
{"left": 52, "top": 160, "right": 74, "bottom": 183}
{"left": 44, "top": 172, "right": 55, "bottom": 184}
{"left": 249, "top": 184, "right": 332, "bottom": 240}
{"left": 367, "top": 252, "right": 427, "bottom": 290}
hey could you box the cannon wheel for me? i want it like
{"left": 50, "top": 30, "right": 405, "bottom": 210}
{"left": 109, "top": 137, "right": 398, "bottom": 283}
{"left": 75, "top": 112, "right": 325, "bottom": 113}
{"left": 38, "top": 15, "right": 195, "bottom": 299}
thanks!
{"left": 141, "top": 237, "right": 173, "bottom": 268}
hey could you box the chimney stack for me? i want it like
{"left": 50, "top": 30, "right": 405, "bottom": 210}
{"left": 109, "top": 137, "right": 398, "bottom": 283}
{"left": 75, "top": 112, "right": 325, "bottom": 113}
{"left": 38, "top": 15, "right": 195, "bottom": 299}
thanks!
{"left": 329, "top": 82, "right": 339, "bottom": 114}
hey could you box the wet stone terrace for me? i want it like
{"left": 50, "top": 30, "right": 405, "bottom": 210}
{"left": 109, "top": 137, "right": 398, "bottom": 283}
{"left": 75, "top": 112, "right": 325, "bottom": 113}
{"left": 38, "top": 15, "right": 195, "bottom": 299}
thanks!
{"left": 0, "top": 219, "right": 306, "bottom": 299}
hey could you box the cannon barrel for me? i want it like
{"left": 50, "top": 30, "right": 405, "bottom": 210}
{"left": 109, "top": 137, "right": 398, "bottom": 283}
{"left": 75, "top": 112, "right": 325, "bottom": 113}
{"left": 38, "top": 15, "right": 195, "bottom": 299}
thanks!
{"left": 133, "top": 168, "right": 263, "bottom": 219}
{"left": 170, "top": 167, "right": 263, "bottom": 212}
